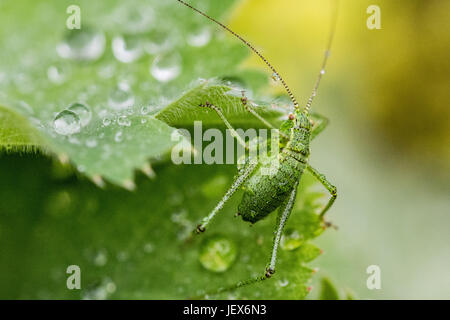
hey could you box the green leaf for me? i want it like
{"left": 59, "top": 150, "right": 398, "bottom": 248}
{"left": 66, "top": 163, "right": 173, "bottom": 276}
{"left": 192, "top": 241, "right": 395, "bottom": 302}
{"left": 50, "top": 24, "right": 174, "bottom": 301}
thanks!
{"left": 0, "top": 154, "right": 327, "bottom": 299}
{"left": 47, "top": 114, "right": 183, "bottom": 187}
{"left": 155, "top": 80, "right": 286, "bottom": 127}
{"left": 0, "top": 105, "right": 44, "bottom": 153}
{"left": 0, "top": 0, "right": 275, "bottom": 185}
{"left": 319, "top": 277, "right": 340, "bottom": 300}
{"left": 0, "top": 0, "right": 330, "bottom": 300}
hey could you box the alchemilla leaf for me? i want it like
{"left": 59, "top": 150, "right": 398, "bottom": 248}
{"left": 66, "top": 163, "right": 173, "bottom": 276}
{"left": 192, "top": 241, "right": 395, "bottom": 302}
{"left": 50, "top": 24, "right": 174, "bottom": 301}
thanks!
{"left": 0, "top": 0, "right": 275, "bottom": 185}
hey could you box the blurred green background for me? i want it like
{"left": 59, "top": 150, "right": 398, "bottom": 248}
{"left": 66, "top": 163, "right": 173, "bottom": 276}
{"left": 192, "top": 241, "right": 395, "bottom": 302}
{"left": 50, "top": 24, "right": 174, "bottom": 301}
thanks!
{"left": 231, "top": 0, "right": 449, "bottom": 299}
{"left": 0, "top": 0, "right": 449, "bottom": 299}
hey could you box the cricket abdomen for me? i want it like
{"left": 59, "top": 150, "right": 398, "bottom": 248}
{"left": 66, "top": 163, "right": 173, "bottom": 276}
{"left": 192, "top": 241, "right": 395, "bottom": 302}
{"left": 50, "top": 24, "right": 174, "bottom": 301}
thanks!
{"left": 238, "top": 152, "right": 307, "bottom": 223}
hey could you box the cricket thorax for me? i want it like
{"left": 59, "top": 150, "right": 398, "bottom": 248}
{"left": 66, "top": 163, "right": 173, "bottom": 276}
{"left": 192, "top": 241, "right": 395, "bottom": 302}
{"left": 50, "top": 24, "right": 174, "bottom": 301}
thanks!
{"left": 285, "top": 111, "right": 312, "bottom": 157}
{"left": 237, "top": 121, "right": 311, "bottom": 224}
{"left": 285, "top": 127, "right": 311, "bottom": 158}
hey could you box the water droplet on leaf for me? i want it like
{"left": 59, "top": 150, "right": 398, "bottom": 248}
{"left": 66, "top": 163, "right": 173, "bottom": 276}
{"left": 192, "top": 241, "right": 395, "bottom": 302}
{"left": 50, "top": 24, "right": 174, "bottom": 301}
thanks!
{"left": 47, "top": 64, "right": 68, "bottom": 85}
{"left": 53, "top": 110, "right": 81, "bottom": 135}
{"left": 68, "top": 102, "right": 91, "bottom": 126}
{"left": 112, "top": 35, "right": 143, "bottom": 63}
{"left": 82, "top": 277, "right": 116, "bottom": 300}
{"left": 102, "top": 117, "right": 112, "bottom": 126}
{"left": 144, "top": 29, "right": 174, "bottom": 55}
{"left": 57, "top": 29, "right": 105, "bottom": 61}
{"left": 150, "top": 52, "right": 181, "bottom": 83}
{"left": 199, "top": 235, "right": 237, "bottom": 273}
{"left": 117, "top": 6, "right": 154, "bottom": 34}
{"left": 117, "top": 115, "right": 131, "bottom": 127}
{"left": 114, "top": 131, "right": 123, "bottom": 142}
{"left": 85, "top": 138, "right": 97, "bottom": 148}
{"left": 108, "top": 83, "right": 135, "bottom": 110}
{"left": 277, "top": 279, "right": 289, "bottom": 287}
{"left": 93, "top": 249, "right": 108, "bottom": 266}
{"left": 187, "top": 27, "right": 211, "bottom": 47}
{"left": 143, "top": 242, "right": 154, "bottom": 253}
{"left": 272, "top": 72, "right": 281, "bottom": 81}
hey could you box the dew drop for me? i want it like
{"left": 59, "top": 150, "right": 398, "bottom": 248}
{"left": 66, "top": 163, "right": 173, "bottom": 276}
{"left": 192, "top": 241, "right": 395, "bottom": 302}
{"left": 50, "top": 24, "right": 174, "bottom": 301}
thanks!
{"left": 53, "top": 110, "right": 81, "bottom": 135}
{"left": 67, "top": 102, "right": 92, "bottom": 126}
{"left": 117, "top": 251, "right": 129, "bottom": 262}
{"left": 117, "top": 115, "right": 131, "bottom": 127}
{"left": 277, "top": 279, "right": 289, "bottom": 287}
{"left": 187, "top": 27, "right": 211, "bottom": 47}
{"left": 56, "top": 29, "right": 105, "bottom": 61}
{"left": 47, "top": 65, "right": 68, "bottom": 85}
{"left": 112, "top": 35, "right": 143, "bottom": 63}
{"left": 272, "top": 72, "right": 281, "bottom": 81}
{"left": 102, "top": 117, "right": 112, "bottom": 126}
{"left": 199, "top": 235, "right": 237, "bottom": 273}
{"left": 97, "top": 63, "right": 115, "bottom": 79}
{"left": 280, "top": 228, "right": 304, "bottom": 251}
{"left": 108, "top": 83, "right": 135, "bottom": 110}
{"left": 144, "top": 29, "right": 174, "bottom": 55}
{"left": 82, "top": 277, "right": 116, "bottom": 300}
{"left": 69, "top": 136, "right": 82, "bottom": 145}
{"left": 140, "top": 106, "right": 150, "bottom": 115}
{"left": 320, "top": 69, "right": 326, "bottom": 75}
{"left": 140, "top": 105, "right": 158, "bottom": 115}
{"left": 150, "top": 52, "right": 181, "bottom": 83}
{"left": 114, "top": 131, "right": 123, "bottom": 143}
{"left": 118, "top": 6, "right": 154, "bottom": 34}
{"left": 93, "top": 249, "right": 108, "bottom": 266}
{"left": 45, "top": 190, "right": 72, "bottom": 217}
{"left": 85, "top": 138, "right": 97, "bottom": 148}
{"left": 143, "top": 242, "right": 154, "bottom": 253}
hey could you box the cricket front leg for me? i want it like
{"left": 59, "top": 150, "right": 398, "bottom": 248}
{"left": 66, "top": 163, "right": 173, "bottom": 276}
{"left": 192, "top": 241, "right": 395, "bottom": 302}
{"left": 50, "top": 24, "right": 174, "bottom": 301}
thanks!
{"left": 195, "top": 161, "right": 257, "bottom": 234}
{"left": 306, "top": 165, "right": 337, "bottom": 219}
{"left": 199, "top": 101, "right": 248, "bottom": 150}
{"left": 239, "top": 91, "right": 289, "bottom": 140}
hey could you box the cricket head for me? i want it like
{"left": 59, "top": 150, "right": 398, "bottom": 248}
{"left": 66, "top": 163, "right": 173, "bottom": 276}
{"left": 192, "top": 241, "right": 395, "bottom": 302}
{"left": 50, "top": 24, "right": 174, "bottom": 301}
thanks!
{"left": 294, "top": 110, "right": 312, "bottom": 131}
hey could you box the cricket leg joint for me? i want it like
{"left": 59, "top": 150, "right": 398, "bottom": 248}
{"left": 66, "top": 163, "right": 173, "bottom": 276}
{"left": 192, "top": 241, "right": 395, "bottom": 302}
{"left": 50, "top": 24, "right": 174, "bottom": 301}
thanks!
{"left": 196, "top": 224, "right": 206, "bottom": 234}
{"left": 199, "top": 101, "right": 212, "bottom": 108}
{"left": 265, "top": 268, "right": 275, "bottom": 278}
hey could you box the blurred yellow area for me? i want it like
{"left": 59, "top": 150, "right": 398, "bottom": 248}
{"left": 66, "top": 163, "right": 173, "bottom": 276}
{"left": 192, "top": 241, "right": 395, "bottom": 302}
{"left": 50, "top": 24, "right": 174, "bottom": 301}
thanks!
{"left": 230, "top": 0, "right": 450, "bottom": 177}
{"left": 227, "top": 0, "right": 450, "bottom": 299}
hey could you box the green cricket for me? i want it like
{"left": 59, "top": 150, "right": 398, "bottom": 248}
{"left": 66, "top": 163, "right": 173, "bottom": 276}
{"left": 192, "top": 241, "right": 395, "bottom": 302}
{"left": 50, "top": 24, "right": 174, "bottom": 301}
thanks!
{"left": 177, "top": 0, "right": 339, "bottom": 292}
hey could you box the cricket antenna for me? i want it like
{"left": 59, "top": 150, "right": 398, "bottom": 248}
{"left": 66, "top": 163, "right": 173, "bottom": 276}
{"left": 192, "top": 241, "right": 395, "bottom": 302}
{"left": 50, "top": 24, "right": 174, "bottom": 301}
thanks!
{"left": 176, "top": 0, "right": 300, "bottom": 110}
{"left": 304, "top": 0, "right": 339, "bottom": 115}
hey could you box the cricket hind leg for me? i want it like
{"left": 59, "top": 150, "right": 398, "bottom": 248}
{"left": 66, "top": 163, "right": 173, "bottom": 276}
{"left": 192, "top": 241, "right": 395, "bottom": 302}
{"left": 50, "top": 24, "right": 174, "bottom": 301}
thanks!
{"left": 202, "top": 181, "right": 300, "bottom": 296}
{"left": 194, "top": 161, "right": 257, "bottom": 234}
{"left": 267, "top": 179, "right": 300, "bottom": 273}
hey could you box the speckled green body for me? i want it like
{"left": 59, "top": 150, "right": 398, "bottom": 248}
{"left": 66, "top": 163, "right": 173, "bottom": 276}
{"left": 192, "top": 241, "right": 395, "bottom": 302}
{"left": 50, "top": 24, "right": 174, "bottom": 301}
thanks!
{"left": 238, "top": 113, "right": 311, "bottom": 223}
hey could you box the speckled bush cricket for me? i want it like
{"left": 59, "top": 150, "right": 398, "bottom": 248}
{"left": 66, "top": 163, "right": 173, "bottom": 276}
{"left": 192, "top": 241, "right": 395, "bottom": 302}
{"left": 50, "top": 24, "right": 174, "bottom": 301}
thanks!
{"left": 177, "top": 0, "right": 339, "bottom": 292}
